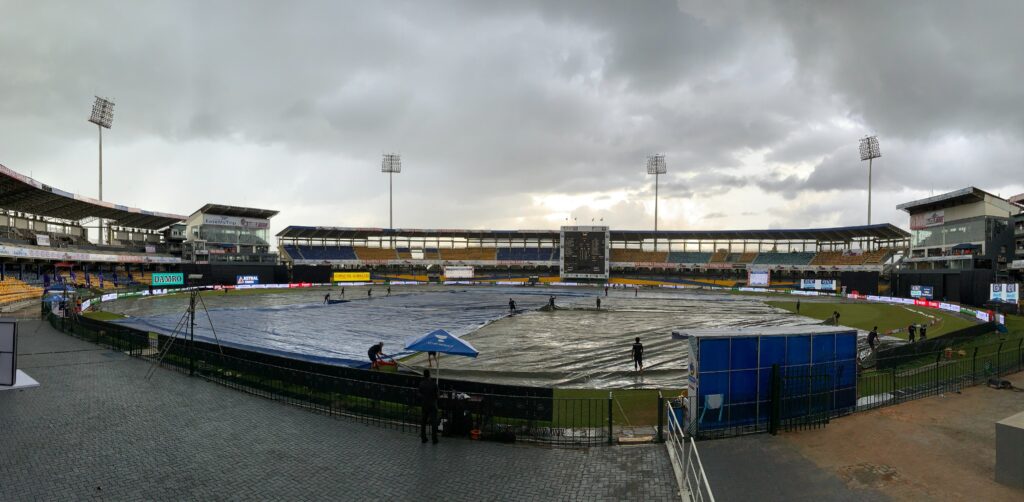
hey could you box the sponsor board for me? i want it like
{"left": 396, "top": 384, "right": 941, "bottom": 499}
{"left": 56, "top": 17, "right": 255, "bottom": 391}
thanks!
{"left": 36, "top": 234, "right": 50, "bottom": 246}
{"left": 202, "top": 214, "right": 270, "bottom": 229}
{"left": 0, "top": 244, "right": 180, "bottom": 264}
{"left": 332, "top": 271, "right": 371, "bottom": 282}
{"left": 151, "top": 272, "right": 184, "bottom": 286}
{"left": 800, "top": 279, "right": 837, "bottom": 291}
{"left": 236, "top": 275, "right": 260, "bottom": 286}
{"left": 100, "top": 293, "right": 117, "bottom": 302}
{"left": 444, "top": 266, "right": 474, "bottom": 279}
{"left": 989, "top": 283, "right": 1020, "bottom": 303}
{"left": 748, "top": 269, "right": 770, "bottom": 287}
{"left": 910, "top": 285, "right": 934, "bottom": 300}
{"left": 910, "top": 210, "right": 945, "bottom": 230}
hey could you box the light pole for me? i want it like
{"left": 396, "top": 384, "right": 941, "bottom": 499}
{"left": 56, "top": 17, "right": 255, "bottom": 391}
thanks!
{"left": 646, "top": 154, "right": 667, "bottom": 251}
{"left": 381, "top": 153, "right": 401, "bottom": 247}
{"left": 88, "top": 96, "right": 115, "bottom": 244}
{"left": 859, "top": 136, "right": 881, "bottom": 225}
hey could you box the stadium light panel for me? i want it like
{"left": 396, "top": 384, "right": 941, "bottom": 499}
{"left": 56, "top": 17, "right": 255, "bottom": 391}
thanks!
{"left": 381, "top": 153, "right": 402, "bottom": 173}
{"left": 646, "top": 154, "right": 667, "bottom": 175}
{"left": 859, "top": 136, "right": 881, "bottom": 161}
{"left": 88, "top": 96, "right": 115, "bottom": 129}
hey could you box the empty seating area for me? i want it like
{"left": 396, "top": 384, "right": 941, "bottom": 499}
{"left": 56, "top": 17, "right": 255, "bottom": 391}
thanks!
{"left": 284, "top": 245, "right": 359, "bottom": 261}
{"left": 439, "top": 248, "right": 498, "bottom": 261}
{"left": 709, "top": 251, "right": 729, "bottom": 263}
{"left": 810, "top": 251, "right": 869, "bottom": 266}
{"left": 0, "top": 278, "right": 43, "bottom": 305}
{"left": 496, "top": 247, "right": 558, "bottom": 261}
{"left": 863, "top": 248, "right": 894, "bottom": 264}
{"left": 610, "top": 249, "right": 669, "bottom": 263}
{"left": 353, "top": 247, "right": 398, "bottom": 260}
{"left": 395, "top": 248, "right": 413, "bottom": 260}
{"left": 752, "top": 252, "right": 816, "bottom": 265}
{"left": 667, "top": 252, "right": 711, "bottom": 264}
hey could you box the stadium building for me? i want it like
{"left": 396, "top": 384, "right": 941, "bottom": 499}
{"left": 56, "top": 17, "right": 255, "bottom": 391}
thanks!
{"left": 894, "top": 186, "right": 1023, "bottom": 305}
{"left": 276, "top": 224, "right": 910, "bottom": 294}
{"left": 0, "top": 164, "right": 184, "bottom": 309}
{"left": 180, "top": 203, "right": 285, "bottom": 285}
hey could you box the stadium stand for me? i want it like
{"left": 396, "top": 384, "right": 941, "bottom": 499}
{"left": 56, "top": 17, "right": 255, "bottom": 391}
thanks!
{"left": 438, "top": 248, "right": 498, "bottom": 261}
{"left": 811, "top": 251, "right": 869, "bottom": 266}
{"left": 610, "top": 249, "right": 669, "bottom": 263}
{"left": 752, "top": 252, "right": 816, "bottom": 265}
{"left": 709, "top": 251, "right": 729, "bottom": 263}
{"left": 666, "top": 252, "right": 712, "bottom": 264}
{"left": 423, "top": 248, "right": 441, "bottom": 260}
{"left": 0, "top": 277, "right": 43, "bottom": 306}
{"left": 863, "top": 248, "right": 894, "bottom": 264}
{"left": 293, "top": 245, "right": 357, "bottom": 261}
{"left": 496, "top": 247, "right": 558, "bottom": 261}
{"left": 395, "top": 247, "right": 413, "bottom": 260}
{"left": 354, "top": 247, "right": 398, "bottom": 260}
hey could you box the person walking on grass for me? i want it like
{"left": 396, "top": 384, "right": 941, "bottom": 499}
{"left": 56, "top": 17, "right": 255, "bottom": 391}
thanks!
{"left": 596, "top": 297, "right": 601, "bottom": 310}
{"left": 632, "top": 337, "right": 644, "bottom": 373}
{"left": 920, "top": 324, "right": 927, "bottom": 341}
{"left": 419, "top": 369, "right": 439, "bottom": 444}
{"left": 908, "top": 324, "right": 916, "bottom": 343}
{"left": 324, "top": 292, "right": 330, "bottom": 304}
{"left": 796, "top": 299, "right": 801, "bottom": 314}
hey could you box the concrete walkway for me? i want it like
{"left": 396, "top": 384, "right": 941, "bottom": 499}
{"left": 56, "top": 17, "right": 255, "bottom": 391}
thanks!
{"left": 1, "top": 320, "right": 677, "bottom": 501}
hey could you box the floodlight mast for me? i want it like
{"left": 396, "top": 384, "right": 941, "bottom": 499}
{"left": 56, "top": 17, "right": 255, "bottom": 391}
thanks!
{"left": 646, "top": 154, "right": 667, "bottom": 251}
{"left": 381, "top": 153, "right": 401, "bottom": 247}
{"left": 858, "top": 136, "right": 881, "bottom": 225}
{"left": 88, "top": 97, "right": 115, "bottom": 245}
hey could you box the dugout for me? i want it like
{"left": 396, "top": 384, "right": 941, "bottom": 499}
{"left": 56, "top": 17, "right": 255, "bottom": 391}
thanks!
{"left": 677, "top": 325, "right": 857, "bottom": 436}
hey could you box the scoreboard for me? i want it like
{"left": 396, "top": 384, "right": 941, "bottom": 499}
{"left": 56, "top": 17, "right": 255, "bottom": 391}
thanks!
{"left": 560, "top": 226, "right": 610, "bottom": 280}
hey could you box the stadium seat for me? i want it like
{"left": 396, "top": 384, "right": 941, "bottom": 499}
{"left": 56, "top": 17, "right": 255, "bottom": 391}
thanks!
{"left": 353, "top": 247, "right": 398, "bottom": 261}
{"left": 667, "top": 252, "right": 711, "bottom": 264}
{"left": 439, "top": 248, "right": 498, "bottom": 261}
{"left": 610, "top": 249, "right": 668, "bottom": 263}
{"left": 709, "top": 251, "right": 729, "bottom": 263}
{"left": 752, "top": 252, "right": 816, "bottom": 266}
{"left": 496, "top": 248, "right": 558, "bottom": 261}
{"left": 0, "top": 277, "right": 44, "bottom": 306}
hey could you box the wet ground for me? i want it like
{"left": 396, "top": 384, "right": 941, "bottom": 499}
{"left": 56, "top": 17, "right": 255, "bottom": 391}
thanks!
{"left": 105, "top": 285, "right": 822, "bottom": 389}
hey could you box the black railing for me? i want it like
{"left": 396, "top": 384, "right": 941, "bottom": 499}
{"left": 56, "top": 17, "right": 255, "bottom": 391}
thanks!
{"left": 48, "top": 313, "right": 612, "bottom": 447}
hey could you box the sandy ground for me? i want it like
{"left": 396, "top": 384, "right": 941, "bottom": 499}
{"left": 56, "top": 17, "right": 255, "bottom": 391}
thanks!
{"left": 785, "top": 371, "right": 1024, "bottom": 501}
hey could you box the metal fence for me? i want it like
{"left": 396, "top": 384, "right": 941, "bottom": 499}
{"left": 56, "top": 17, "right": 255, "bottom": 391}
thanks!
{"left": 48, "top": 313, "right": 612, "bottom": 447}
{"left": 857, "top": 337, "right": 1024, "bottom": 411}
{"left": 665, "top": 398, "right": 715, "bottom": 502}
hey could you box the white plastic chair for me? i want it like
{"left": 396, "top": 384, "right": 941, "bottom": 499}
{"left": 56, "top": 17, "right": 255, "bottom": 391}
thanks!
{"left": 699, "top": 393, "right": 724, "bottom": 423}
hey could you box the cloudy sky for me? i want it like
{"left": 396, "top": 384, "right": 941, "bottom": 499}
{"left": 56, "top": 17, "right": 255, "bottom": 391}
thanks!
{"left": 2, "top": 0, "right": 1022, "bottom": 240}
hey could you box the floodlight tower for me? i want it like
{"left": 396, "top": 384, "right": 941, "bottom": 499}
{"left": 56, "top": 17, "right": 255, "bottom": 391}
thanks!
{"left": 858, "top": 136, "right": 881, "bottom": 225}
{"left": 381, "top": 153, "right": 401, "bottom": 247}
{"left": 88, "top": 96, "right": 115, "bottom": 244}
{"left": 646, "top": 154, "right": 667, "bottom": 251}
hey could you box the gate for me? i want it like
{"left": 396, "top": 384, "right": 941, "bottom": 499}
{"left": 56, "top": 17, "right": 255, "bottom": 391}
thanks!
{"left": 769, "top": 364, "right": 832, "bottom": 434}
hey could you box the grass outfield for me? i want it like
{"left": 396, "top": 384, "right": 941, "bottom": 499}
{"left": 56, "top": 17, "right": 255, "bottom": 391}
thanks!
{"left": 553, "top": 388, "right": 682, "bottom": 427}
{"left": 765, "top": 300, "right": 975, "bottom": 338}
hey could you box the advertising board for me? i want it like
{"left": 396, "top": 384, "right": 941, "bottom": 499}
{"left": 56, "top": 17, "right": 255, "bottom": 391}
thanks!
{"left": 747, "top": 269, "right": 770, "bottom": 287}
{"left": 910, "top": 285, "right": 934, "bottom": 300}
{"left": 202, "top": 214, "right": 270, "bottom": 229}
{"left": 444, "top": 266, "right": 474, "bottom": 279}
{"left": 332, "top": 271, "right": 371, "bottom": 282}
{"left": 151, "top": 272, "right": 184, "bottom": 286}
{"left": 990, "top": 283, "right": 1020, "bottom": 303}
{"left": 800, "top": 279, "right": 837, "bottom": 291}
{"left": 236, "top": 275, "right": 260, "bottom": 286}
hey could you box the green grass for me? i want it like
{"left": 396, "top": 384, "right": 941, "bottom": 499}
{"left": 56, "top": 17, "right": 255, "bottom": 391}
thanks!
{"left": 766, "top": 300, "right": 975, "bottom": 338}
{"left": 554, "top": 388, "right": 681, "bottom": 426}
{"left": 82, "top": 310, "right": 126, "bottom": 320}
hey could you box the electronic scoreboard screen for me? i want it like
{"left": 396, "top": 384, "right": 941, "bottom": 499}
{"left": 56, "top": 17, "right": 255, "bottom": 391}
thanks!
{"left": 560, "top": 226, "right": 610, "bottom": 280}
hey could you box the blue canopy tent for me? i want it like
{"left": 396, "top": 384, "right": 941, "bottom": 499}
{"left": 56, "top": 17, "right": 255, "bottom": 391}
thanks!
{"left": 405, "top": 329, "right": 479, "bottom": 382}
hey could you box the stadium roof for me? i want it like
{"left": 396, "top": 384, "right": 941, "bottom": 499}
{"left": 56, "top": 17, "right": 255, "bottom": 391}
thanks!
{"left": 193, "top": 203, "right": 279, "bottom": 219}
{"left": 0, "top": 164, "right": 186, "bottom": 229}
{"left": 277, "top": 223, "right": 909, "bottom": 242}
{"left": 896, "top": 186, "right": 1001, "bottom": 213}
{"left": 277, "top": 226, "right": 558, "bottom": 240}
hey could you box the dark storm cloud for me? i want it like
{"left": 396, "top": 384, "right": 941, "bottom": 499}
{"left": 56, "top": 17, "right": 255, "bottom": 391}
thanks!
{"left": 1, "top": 0, "right": 1022, "bottom": 233}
